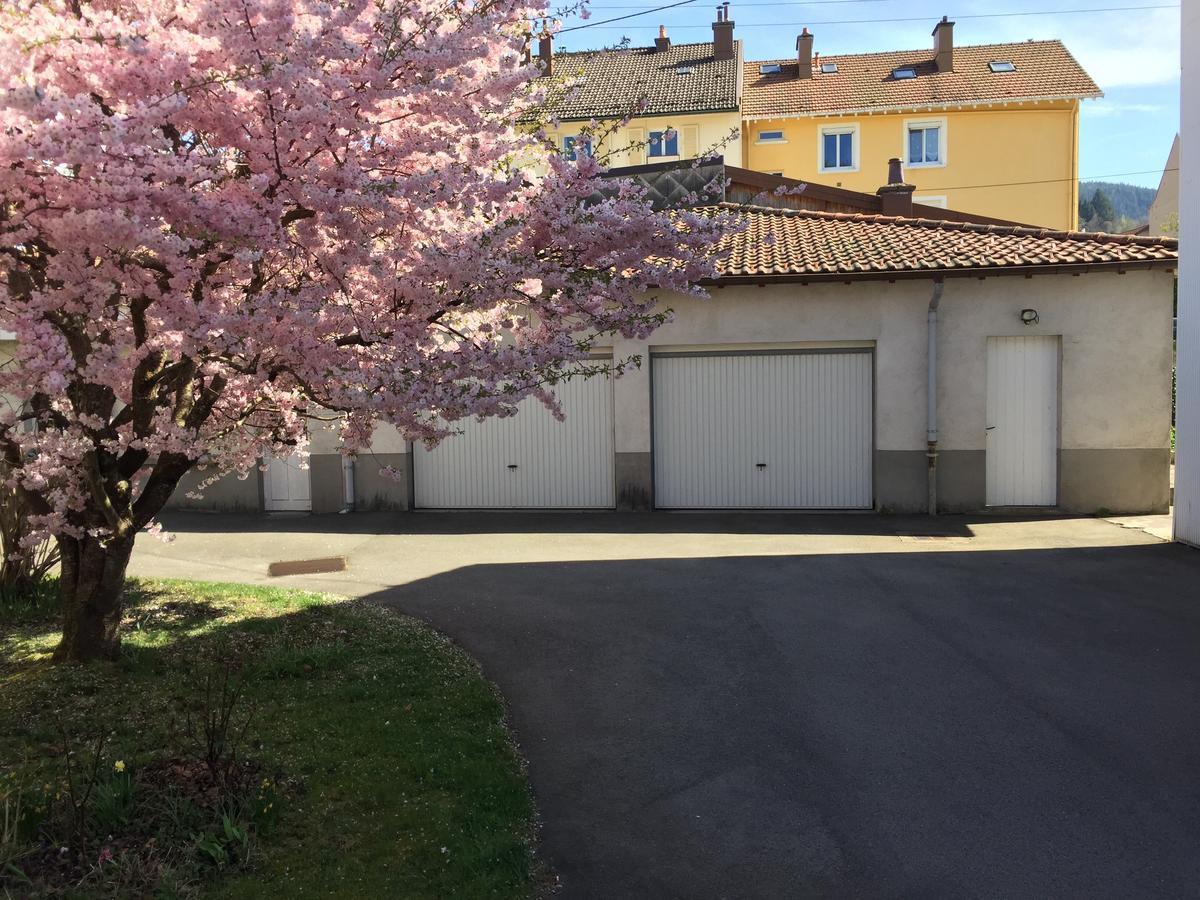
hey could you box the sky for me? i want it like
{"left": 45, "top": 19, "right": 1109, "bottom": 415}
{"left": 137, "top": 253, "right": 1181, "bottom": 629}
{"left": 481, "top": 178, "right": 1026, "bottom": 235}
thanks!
{"left": 551, "top": 0, "right": 1181, "bottom": 188}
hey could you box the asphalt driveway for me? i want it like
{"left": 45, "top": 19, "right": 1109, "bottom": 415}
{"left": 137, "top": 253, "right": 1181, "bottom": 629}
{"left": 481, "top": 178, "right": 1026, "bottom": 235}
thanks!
{"left": 134, "top": 514, "right": 1200, "bottom": 898}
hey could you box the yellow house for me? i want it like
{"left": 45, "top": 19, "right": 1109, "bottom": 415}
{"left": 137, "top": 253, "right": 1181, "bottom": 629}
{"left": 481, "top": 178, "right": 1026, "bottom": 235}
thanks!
{"left": 532, "top": 13, "right": 744, "bottom": 168}
{"left": 742, "top": 19, "right": 1102, "bottom": 229}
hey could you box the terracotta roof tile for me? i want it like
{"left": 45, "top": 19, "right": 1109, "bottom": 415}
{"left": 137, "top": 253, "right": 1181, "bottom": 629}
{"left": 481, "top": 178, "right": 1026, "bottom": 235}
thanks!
{"left": 537, "top": 41, "right": 741, "bottom": 121}
{"left": 743, "top": 40, "right": 1100, "bottom": 118}
{"left": 703, "top": 204, "right": 1177, "bottom": 280}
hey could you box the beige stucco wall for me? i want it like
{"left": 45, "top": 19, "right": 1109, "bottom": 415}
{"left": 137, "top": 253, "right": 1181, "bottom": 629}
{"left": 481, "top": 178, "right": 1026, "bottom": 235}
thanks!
{"left": 162, "top": 268, "right": 1172, "bottom": 514}
{"left": 310, "top": 420, "right": 408, "bottom": 456}
{"left": 936, "top": 271, "right": 1173, "bottom": 451}
{"left": 612, "top": 283, "right": 927, "bottom": 453}
{"left": 613, "top": 268, "right": 1172, "bottom": 454}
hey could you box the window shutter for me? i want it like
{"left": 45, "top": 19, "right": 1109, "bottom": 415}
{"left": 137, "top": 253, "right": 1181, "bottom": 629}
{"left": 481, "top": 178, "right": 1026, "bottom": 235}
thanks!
{"left": 682, "top": 124, "right": 699, "bottom": 159}
{"left": 626, "top": 127, "right": 646, "bottom": 165}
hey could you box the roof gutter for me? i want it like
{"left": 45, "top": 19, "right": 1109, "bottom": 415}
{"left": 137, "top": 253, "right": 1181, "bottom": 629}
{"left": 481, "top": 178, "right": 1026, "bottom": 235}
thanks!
{"left": 705, "top": 259, "right": 1176, "bottom": 286}
{"left": 740, "top": 92, "right": 1104, "bottom": 122}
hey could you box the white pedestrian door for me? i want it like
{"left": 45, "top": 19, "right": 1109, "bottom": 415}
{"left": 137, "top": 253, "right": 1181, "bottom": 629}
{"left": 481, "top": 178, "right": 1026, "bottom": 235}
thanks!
{"left": 986, "top": 335, "right": 1059, "bottom": 506}
{"left": 652, "top": 349, "right": 873, "bottom": 509}
{"left": 265, "top": 453, "right": 312, "bottom": 512}
{"left": 415, "top": 375, "right": 614, "bottom": 508}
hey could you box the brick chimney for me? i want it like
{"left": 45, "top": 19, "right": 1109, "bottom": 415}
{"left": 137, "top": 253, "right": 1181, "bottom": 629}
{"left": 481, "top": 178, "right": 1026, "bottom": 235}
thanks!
{"left": 876, "top": 158, "right": 915, "bottom": 216}
{"left": 796, "top": 28, "right": 813, "bottom": 79}
{"left": 655, "top": 25, "right": 671, "bottom": 52}
{"left": 712, "top": 3, "right": 735, "bottom": 62}
{"left": 932, "top": 16, "right": 954, "bottom": 72}
{"left": 538, "top": 23, "right": 553, "bottom": 76}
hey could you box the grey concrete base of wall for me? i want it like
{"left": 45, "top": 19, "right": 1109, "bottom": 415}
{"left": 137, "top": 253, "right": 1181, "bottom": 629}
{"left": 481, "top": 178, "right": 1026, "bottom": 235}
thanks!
{"left": 616, "top": 452, "right": 653, "bottom": 510}
{"left": 1059, "top": 448, "right": 1170, "bottom": 515}
{"left": 355, "top": 453, "right": 411, "bottom": 511}
{"left": 884, "top": 447, "right": 1168, "bottom": 516}
{"left": 937, "top": 450, "right": 987, "bottom": 514}
{"left": 873, "top": 451, "right": 928, "bottom": 513}
{"left": 167, "top": 465, "right": 262, "bottom": 513}
{"left": 874, "top": 450, "right": 986, "bottom": 514}
{"left": 309, "top": 454, "right": 346, "bottom": 515}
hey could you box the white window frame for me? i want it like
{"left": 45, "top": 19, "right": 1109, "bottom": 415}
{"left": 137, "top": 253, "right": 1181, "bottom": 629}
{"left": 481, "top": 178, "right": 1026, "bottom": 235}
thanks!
{"left": 648, "top": 128, "right": 679, "bottom": 159}
{"left": 756, "top": 129, "right": 787, "bottom": 144}
{"left": 562, "top": 135, "right": 592, "bottom": 161}
{"left": 903, "top": 116, "right": 947, "bottom": 169}
{"left": 817, "top": 123, "right": 859, "bottom": 173}
{"left": 914, "top": 195, "right": 948, "bottom": 209}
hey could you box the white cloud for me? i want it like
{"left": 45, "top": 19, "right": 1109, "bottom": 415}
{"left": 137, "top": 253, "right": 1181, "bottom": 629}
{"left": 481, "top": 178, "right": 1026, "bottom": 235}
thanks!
{"left": 962, "top": 6, "right": 1180, "bottom": 89}
{"left": 1085, "top": 102, "right": 1167, "bottom": 117}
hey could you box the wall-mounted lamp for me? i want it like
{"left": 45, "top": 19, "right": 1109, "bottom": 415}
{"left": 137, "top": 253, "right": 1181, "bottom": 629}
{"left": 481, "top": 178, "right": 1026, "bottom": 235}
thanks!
{"left": 1019, "top": 308, "right": 1040, "bottom": 326}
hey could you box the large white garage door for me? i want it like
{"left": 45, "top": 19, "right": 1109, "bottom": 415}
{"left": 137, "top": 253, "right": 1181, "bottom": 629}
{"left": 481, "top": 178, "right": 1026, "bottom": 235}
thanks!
{"left": 415, "top": 375, "right": 614, "bottom": 508}
{"left": 652, "top": 350, "right": 873, "bottom": 509}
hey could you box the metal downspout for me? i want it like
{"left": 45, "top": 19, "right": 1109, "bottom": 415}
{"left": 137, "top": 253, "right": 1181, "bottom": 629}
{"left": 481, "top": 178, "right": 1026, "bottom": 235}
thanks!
{"left": 927, "top": 281, "right": 944, "bottom": 515}
{"left": 340, "top": 454, "right": 356, "bottom": 513}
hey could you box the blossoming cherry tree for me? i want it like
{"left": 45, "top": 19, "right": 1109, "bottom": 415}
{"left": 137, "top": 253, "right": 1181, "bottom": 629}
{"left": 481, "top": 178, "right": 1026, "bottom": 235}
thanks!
{"left": 0, "top": 0, "right": 724, "bottom": 661}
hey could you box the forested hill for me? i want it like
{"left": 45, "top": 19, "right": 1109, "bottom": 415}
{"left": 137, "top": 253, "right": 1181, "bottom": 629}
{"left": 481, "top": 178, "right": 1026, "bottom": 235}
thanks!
{"left": 1079, "top": 181, "right": 1156, "bottom": 222}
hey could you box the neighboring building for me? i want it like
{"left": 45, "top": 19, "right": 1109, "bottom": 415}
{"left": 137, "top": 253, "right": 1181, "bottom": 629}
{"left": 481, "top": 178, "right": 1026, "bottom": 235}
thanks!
{"left": 741, "top": 18, "right": 1101, "bottom": 230}
{"left": 172, "top": 166, "right": 1177, "bottom": 517}
{"left": 532, "top": 10, "right": 743, "bottom": 167}
{"left": 1175, "top": 2, "right": 1199, "bottom": 545}
{"left": 1148, "top": 134, "right": 1180, "bottom": 237}
{"left": 627, "top": 157, "right": 1025, "bottom": 225}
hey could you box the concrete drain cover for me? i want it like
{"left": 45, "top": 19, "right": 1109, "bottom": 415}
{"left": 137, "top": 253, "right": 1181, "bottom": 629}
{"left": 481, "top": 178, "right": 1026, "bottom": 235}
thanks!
{"left": 267, "top": 556, "right": 347, "bottom": 577}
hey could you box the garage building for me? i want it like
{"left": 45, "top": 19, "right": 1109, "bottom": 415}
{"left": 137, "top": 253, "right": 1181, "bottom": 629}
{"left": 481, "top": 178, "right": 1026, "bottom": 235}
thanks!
{"left": 170, "top": 192, "right": 1177, "bottom": 516}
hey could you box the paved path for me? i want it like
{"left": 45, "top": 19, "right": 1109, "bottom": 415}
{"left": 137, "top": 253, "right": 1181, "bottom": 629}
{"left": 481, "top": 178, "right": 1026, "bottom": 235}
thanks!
{"left": 134, "top": 513, "right": 1200, "bottom": 898}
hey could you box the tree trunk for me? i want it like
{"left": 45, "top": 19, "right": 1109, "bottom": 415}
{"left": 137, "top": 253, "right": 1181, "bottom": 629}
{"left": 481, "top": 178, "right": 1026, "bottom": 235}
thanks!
{"left": 52, "top": 534, "right": 136, "bottom": 663}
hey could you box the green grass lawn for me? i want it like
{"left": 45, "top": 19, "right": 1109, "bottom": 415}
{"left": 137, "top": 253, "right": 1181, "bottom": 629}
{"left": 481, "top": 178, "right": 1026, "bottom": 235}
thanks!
{"left": 1, "top": 580, "right": 541, "bottom": 898}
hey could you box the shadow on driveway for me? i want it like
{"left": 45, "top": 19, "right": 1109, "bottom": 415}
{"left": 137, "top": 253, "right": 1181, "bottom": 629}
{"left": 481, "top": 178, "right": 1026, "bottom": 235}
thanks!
{"left": 369, "top": 542, "right": 1200, "bottom": 899}
{"left": 160, "top": 509, "right": 984, "bottom": 538}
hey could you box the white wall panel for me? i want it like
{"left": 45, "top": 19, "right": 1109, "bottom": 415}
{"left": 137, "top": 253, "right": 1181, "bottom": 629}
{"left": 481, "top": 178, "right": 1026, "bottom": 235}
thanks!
{"left": 652, "top": 350, "right": 873, "bottom": 508}
{"left": 415, "top": 376, "right": 613, "bottom": 508}
{"left": 985, "top": 335, "right": 1059, "bottom": 506}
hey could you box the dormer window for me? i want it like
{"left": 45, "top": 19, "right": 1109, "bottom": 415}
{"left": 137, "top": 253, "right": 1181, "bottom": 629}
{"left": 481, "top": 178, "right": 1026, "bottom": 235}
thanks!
{"left": 892, "top": 66, "right": 917, "bottom": 80}
{"left": 989, "top": 60, "right": 1016, "bottom": 73}
{"left": 759, "top": 63, "right": 781, "bottom": 75}
{"left": 820, "top": 62, "right": 838, "bottom": 74}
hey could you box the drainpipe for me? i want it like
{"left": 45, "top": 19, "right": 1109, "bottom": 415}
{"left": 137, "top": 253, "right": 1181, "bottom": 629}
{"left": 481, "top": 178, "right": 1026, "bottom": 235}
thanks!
{"left": 340, "top": 453, "right": 356, "bottom": 513}
{"left": 927, "top": 281, "right": 944, "bottom": 515}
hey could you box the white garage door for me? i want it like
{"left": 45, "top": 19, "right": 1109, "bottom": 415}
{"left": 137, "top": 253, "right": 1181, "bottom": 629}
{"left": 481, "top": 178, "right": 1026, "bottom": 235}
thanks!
{"left": 415, "top": 375, "right": 614, "bottom": 508}
{"left": 652, "top": 350, "right": 873, "bottom": 509}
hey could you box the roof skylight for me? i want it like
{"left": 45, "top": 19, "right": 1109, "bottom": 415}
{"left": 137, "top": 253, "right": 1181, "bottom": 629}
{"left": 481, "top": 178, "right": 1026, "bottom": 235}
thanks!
{"left": 892, "top": 66, "right": 917, "bottom": 80}
{"left": 820, "top": 62, "right": 838, "bottom": 74}
{"left": 759, "top": 63, "right": 782, "bottom": 75}
{"left": 989, "top": 60, "right": 1016, "bottom": 73}
{"left": 675, "top": 65, "right": 693, "bottom": 75}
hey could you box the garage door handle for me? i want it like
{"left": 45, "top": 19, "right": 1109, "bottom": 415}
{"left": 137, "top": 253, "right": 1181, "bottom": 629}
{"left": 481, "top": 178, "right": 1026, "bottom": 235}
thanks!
{"left": 507, "top": 464, "right": 518, "bottom": 470}
{"left": 755, "top": 462, "right": 767, "bottom": 469}
{"left": 986, "top": 426, "right": 996, "bottom": 431}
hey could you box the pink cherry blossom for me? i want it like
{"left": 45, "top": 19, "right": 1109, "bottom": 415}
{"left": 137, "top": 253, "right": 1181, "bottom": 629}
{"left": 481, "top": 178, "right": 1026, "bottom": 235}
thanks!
{"left": 0, "top": 0, "right": 728, "bottom": 661}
